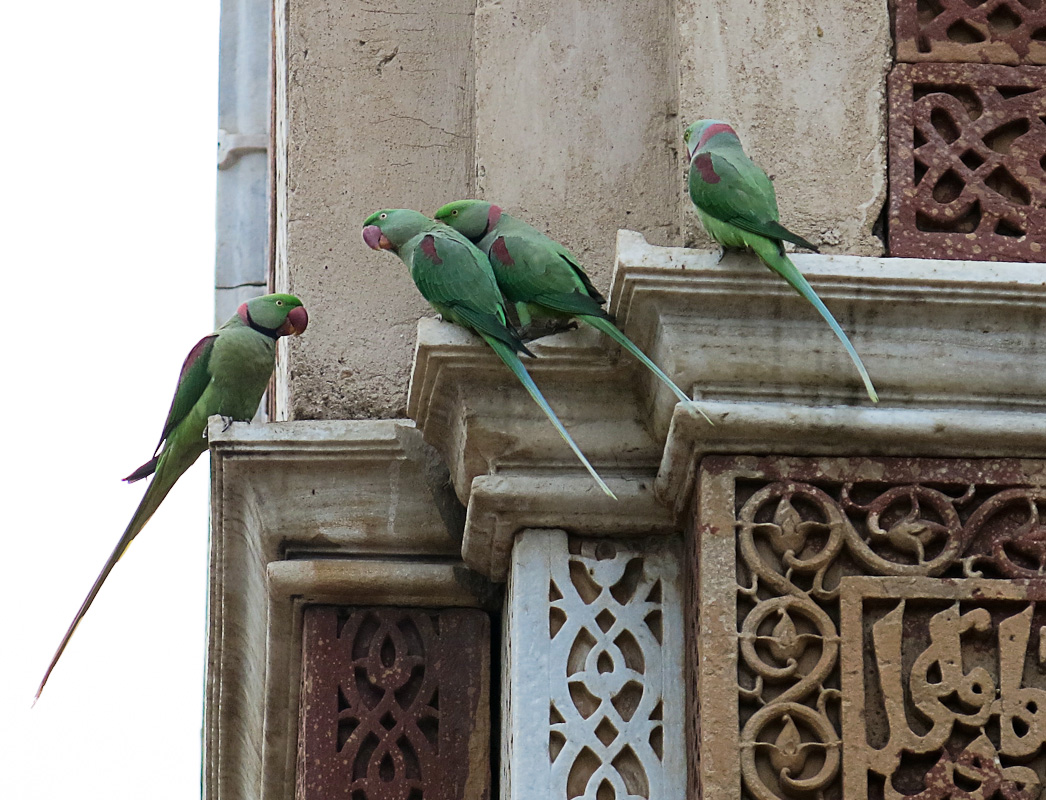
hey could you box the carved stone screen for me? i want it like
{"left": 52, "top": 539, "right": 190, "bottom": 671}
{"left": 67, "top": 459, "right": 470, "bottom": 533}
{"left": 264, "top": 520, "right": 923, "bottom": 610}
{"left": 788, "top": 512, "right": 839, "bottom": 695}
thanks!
{"left": 503, "top": 530, "right": 686, "bottom": 800}
{"left": 297, "top": 605, "right": 490, "bottom": 800}
{"left": 692, "top": 456, "right": 1046, "bottom": 800}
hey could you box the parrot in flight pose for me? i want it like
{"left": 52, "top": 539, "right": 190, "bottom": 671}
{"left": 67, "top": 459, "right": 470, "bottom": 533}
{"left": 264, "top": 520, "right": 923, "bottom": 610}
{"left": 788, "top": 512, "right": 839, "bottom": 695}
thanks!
{"left": 35, "top": 293, "right": 309, "bottom": 702}
{"left": 362, "top": 208, "right": 615, "bottom": 499}
{"left": 433, "top": 200, "right": 711, "bottom": 424}
{"left": 683, "top": 119, "right": 878, "bottom": 403}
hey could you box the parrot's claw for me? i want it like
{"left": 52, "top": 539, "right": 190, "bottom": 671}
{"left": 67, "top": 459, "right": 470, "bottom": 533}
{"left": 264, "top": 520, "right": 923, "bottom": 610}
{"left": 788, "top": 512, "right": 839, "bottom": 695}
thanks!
{"left": 716, "top": 247, "right": 726, "bottom": 264}
{"left": 221, "top": 415, "right": 235, "bottom": 432}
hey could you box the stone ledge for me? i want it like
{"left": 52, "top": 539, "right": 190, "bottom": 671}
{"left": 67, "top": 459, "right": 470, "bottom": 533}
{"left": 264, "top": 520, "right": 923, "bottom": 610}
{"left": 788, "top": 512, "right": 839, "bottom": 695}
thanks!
{"left": 462, "top": 475, "right": 676, "bottom": 581}
{"left": 204, "top": 418, "right": 482, "bottom": 800}
{"left": 657, "top": 401, "right": 1046, "bottom": 525}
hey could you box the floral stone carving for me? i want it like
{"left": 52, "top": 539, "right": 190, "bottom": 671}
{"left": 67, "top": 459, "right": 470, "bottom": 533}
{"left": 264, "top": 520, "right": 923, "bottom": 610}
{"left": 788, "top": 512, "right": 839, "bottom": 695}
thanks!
{"left": 693, "top": 456, "right": 1046, "bottom": 800}
{"left": 296, "top": 606, "right": 490, "bottom": 800}
{"left": 503, "top": 530, "right": 685, "bottom": 800}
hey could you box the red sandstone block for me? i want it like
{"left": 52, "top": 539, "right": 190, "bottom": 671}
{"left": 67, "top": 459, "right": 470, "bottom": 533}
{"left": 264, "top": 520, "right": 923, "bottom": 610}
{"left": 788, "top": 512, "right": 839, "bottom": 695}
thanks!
{"left": 888, "top": 62, "right": 1046, "bottom": 261}
{"left": 297, "top": 606, "right": 490, "bottom": 800}
{"left": 894, "top": 0, "right": 1046, "bottom": 65}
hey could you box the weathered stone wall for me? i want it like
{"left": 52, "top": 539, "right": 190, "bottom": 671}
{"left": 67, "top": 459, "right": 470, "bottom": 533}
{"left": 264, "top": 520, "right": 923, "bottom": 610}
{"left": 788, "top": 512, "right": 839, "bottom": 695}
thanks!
{"left": 273, "top": 0, "right": 891, "bottom": 421}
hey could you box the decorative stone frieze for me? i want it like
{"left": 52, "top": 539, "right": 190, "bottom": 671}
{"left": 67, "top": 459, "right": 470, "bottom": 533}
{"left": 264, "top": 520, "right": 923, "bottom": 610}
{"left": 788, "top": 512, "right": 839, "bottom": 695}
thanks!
{"left": 204, "top": 419, "right": 492, "bottom": 800}
{"left": 297, "top": 606, "right": 489, "bottom": 800}
{"left": 692, "top": 455, "right": 1046, "bottom": 800}
{"left": 503, "top": 530, "right": 685, "bottom": 800}
{"left": 894, "top": 0, "right": 1046, "bottom": 65}
{"left": 888, "top": 63, "right": 1046, "bottom": 261}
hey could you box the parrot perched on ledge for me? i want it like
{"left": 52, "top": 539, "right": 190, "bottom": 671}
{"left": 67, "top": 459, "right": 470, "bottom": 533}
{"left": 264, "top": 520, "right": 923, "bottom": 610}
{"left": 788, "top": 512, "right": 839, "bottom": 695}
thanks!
{"left": 684, "top": 119, "right": 878, "bottom": 403}
{"left": 35, "top": 293, "right": 309, "bottom": 702}
{"left": 363, "top": 208, "right": 615, "bottom": 499}
{"left": 434, "top": 199, "right": 711, "bottom": 424}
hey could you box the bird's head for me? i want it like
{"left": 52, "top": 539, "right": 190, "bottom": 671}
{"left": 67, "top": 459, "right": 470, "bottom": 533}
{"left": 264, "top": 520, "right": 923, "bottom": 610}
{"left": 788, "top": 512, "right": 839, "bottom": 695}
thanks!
{"left": 362, "top": 209, "right": 432, "bottom": 253}
{"left": 433, "top": 199, "right": 500, "bottom": 241}
{"left": 684, "top": 119, "right": 738, "bottom": 159}
{"left": 238, "top": 293, "right": 308, "bottom": 337}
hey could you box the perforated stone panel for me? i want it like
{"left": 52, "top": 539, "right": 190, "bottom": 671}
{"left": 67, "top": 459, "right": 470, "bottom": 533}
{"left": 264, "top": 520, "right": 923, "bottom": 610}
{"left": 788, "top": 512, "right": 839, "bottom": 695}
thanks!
{"left": 894, "top": 0, "right": 1046, "bottom": 65}
{"left": 692, "top": 455, "right": 1046, "bottom": 800}
{"left": 888, "top": 63, "right": 1046, "bottom": 261}
{"left": 502, "top": 530, "right": 686, "bottom": 800}
{"left": 297, "top": 606, "right": 490, "bottom": 800}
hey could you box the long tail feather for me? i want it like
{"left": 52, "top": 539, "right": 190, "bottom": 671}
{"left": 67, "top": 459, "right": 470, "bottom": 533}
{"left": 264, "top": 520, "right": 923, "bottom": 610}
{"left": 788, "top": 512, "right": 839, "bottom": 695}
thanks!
{"left": 583, "top": 315, "right": 714, "bottom": 425}
{"left": 484, "top": 336, "right": 617, "bottom": 500}
{"left": 759, "top": 244, "right": 879, "bottom": 403}
{"left": 34, "top": 444, "right": 201, "bottom": 703}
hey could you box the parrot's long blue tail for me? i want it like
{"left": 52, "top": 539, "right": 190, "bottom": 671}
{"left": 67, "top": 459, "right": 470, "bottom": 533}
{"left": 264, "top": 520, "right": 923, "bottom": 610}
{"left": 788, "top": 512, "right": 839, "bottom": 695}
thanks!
{"left": 584, "top": 315, "right": 713, "bottom": 424}
{"left": 759, "top": 243, "right": 879, "bottom": 403}
{"left": 485, "top": 337, "right": 617, "bottom": 500}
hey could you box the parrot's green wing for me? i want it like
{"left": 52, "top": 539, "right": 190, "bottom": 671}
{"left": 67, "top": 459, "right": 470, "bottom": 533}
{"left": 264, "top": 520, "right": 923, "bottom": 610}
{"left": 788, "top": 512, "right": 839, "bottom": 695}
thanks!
{"left": 689, "top": 149, "right": 819, "bottom": 252}
{"left": 156, "top": 334, "right": 217, "bottom": 451}
{"left": 409, "top": 231, "right": 529, "bottom": 354}
{"left": 124, "top": 334, "right": 217, "bottom": 483}
{"left": 489, "top": 234, "right": 607, "bottom": 318}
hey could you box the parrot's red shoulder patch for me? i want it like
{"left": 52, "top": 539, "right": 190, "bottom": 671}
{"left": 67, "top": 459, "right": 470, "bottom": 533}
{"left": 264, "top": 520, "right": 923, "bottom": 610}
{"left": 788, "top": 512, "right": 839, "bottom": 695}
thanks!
{"left": 696, "top": 122, "right": 737, "bottom": 150}
{"left": 490, "top": 236, "right": 514, "bottom": 266}
{"left": 420, "top": 235, "right": 443, "bottom": 265}
{"left": 692, "top": 153, "right": 720, "bottom": 184}
{"left": 487, "top": 204, "right": 502, "bottom": 229}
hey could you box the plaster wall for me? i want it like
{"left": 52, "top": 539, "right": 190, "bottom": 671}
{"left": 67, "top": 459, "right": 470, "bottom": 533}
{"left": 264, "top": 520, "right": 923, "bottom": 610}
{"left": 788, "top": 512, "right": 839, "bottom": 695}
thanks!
{"left": 274, "top": 0, "right": 891, "bottom": 420}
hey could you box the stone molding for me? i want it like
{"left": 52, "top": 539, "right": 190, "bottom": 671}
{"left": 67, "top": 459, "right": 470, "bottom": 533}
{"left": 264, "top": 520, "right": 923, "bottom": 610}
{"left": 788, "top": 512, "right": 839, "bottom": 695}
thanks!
{"left": 204, "top": 419, "right": 492, "bottom": 800}
{"left": 408, "top": 229, "right": 1046, "bottom": 579}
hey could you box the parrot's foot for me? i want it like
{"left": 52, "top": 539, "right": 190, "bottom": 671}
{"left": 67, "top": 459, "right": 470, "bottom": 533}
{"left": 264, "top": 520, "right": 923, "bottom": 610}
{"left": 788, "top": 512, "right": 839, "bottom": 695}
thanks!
{"left": 716, "top": 247, "right": 726, "bottom": 264}
{"left": 221, "top": 415, "right": 235, "bottom": 432}
{"left": 521, "top": 319, "right": 578, "bottom": 341}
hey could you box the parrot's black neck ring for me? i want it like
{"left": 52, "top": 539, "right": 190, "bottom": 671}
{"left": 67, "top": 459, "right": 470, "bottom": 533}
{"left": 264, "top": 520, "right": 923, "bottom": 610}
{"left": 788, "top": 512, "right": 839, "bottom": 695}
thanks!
{"left": 244, "top": 309, "right": 283, "bottom": 340}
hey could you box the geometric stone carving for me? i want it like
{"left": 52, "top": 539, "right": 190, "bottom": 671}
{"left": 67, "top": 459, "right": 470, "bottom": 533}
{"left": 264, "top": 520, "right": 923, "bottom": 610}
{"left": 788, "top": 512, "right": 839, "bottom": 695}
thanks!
{"left": 840, "top": 577, "right": 1046, "bottom": 800}
{"left": 296, "top": 606, "right": 490, "bottom": 800}
{"left": 894, "top": 0, "right": 1046, "bottom": 65}
{"left": 692, "top": 455, "right": 1046, "bottom": 800}
{"left": 503, "top": 530, "right": 685, "bottom": 800}
{"left": 888, "top": 63, "right": 1046, "bottom": 261}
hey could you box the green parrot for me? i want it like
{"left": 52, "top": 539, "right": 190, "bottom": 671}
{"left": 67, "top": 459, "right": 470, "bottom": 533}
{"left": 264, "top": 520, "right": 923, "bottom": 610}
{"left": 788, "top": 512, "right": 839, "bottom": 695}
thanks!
{"left": 433, "top": 200, "right": 711, "bottom": 424}
{"left": 35, "top": 293, "right": 309, "bottom": 701}
{"left": 683, "top": 119, "right": 878, "bottom": 403}
{"left": 363, "top": 208, "right": 615, "bottom": 499}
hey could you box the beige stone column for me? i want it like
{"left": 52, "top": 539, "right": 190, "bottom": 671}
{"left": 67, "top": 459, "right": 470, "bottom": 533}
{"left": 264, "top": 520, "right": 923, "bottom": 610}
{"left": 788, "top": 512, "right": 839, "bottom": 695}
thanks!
{"left": 473, "top": 0, "right": 682, "bottom": 289}
{"left": 273, "top": 0, "right": 476, "bottom": 421}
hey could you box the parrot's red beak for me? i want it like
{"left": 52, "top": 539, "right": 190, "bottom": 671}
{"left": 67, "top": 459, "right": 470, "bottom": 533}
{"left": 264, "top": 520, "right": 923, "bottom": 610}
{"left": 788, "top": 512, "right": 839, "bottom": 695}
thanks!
{"left": 277, "top": 305, "right": 309, "bottom": 337}
{"left": 363, "top": 225, "right": 393, "bottom": 251}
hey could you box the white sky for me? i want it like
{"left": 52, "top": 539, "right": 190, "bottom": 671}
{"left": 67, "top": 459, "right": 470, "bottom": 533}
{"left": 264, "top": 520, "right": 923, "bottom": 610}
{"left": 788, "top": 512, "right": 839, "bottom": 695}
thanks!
{"left": 2, "top": 3, "right": 220, "bottom": 796}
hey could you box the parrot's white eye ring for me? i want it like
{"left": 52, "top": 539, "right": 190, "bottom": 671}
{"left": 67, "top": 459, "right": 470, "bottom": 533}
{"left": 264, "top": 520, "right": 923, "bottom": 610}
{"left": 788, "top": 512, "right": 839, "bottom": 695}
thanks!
{"left": 379, "top": 212, "right": 388, "bottom": 220}
{"left": 452, "top": 209, "right": 458, "bottom": 215}
{"left": 276, "top": 300, "right": 284, "bottom": 306}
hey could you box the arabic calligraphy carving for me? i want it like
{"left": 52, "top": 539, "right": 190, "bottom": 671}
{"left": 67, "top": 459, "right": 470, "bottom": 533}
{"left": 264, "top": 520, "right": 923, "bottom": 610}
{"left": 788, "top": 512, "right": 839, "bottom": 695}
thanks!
{"left": 698, "top": 458, "right": 1046, "bottom": 800}
{"left": 841, "top": 579, "right": 1046, "bottom": 800}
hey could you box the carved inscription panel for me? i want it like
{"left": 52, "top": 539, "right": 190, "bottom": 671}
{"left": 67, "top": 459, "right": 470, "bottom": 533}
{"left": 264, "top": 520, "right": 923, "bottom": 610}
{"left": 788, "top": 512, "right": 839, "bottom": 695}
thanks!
{"left": 297, "top": 606, "right": 490, "bottom": 800}
{"left": 692, "top": 457, "right": 1046, "bottom": 800}
{"left": 841, "top": 578, "right": 1046, "bottom": 800}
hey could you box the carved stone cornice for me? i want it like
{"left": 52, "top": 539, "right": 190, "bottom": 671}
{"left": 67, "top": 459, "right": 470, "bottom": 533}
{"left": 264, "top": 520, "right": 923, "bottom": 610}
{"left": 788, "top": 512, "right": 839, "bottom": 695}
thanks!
{"left": 204, "top": 419, "right": 492, "bottom": 800}
{"left": 408, "top": 229, "right": 1046, "bottom": 579}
